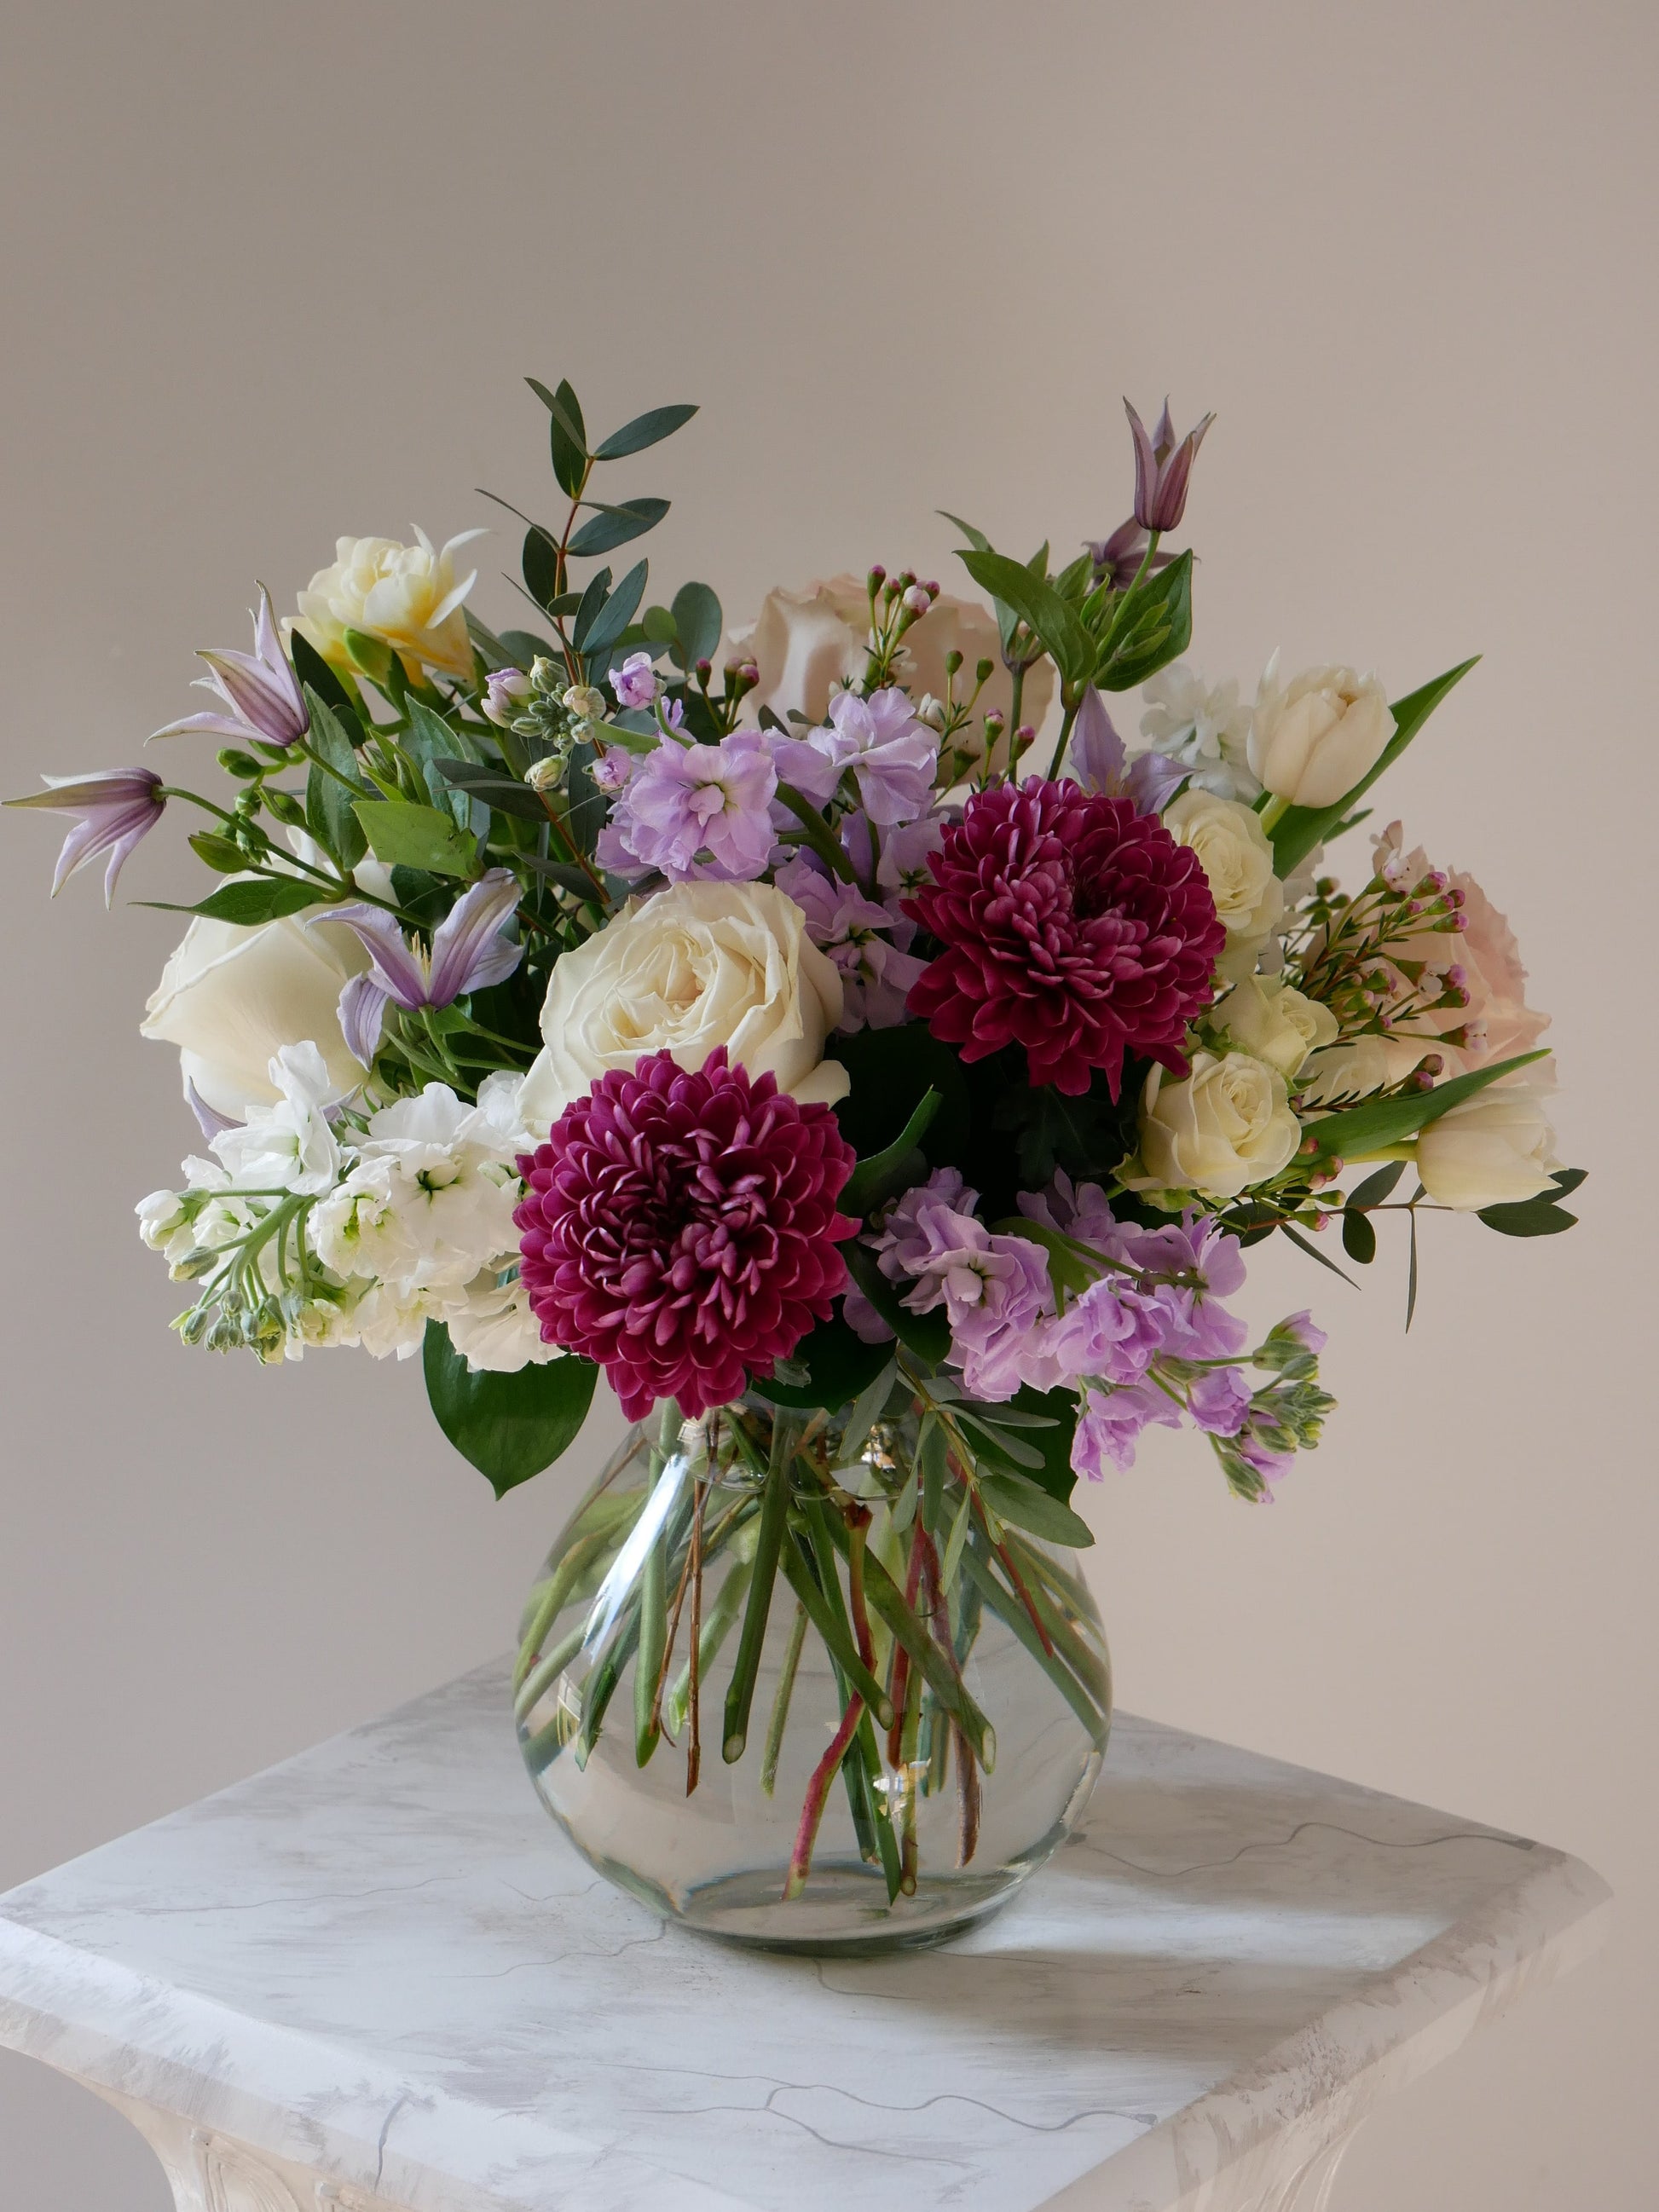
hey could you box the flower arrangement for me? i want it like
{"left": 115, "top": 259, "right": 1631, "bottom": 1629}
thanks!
{"left": 9, "top": 382, "right": 1579, "bottom": 1915}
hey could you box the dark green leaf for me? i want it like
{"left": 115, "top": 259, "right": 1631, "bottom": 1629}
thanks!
{"left": 1406, "top": 1207, "right": 1419, "bottom": 1331}
{"left": 187, "top": 830, "right": 257, "bottom": 872}
{"left": 1477, "top": 1198, "right": 1578, "bottom": 1237}
{"left": 500, "top": 627, "right": 557, "bottom": 666}
{"left": 354, "top": 799, "right": 476, "bottom": 877}
{"left": 514, "top": 853, "right": 600, "bottom": 895}
{"left": 141, "top": 875, "right": 324, "bottom": 924}
{"left": 1280, "top": 1221, "right": 1358, "bottom": 1285}
{"left": 576, "top": 557, "right": 648, "bottom": 656}
{"left": 436, "top": 763, "right": 549, "bottom": 821}
{"left": 1095, "top": 551, "right": 1194, "bottom": 693}
{"left": 978, "top": 1473, "right": 1093, "bottom": 1550}
{"left": 568, "top": 499, "right": 670, "bottom": 558}
{"left": 1549, "top": 1167, "right": 1587, "bottom": 1198}
{"left": 842, "top": 1245, "right": 949, "bottom": 1364}
{"left": 593, "top": 403, "right": 698, "bottom": 460}
{"left": 523, "top": 526, "right": 564, "bottom": 613}
{"left": 464, "top": 611, "right": 517, "bottom": 672}
{"left": 1345, "top": 1160, "right": 1406, "bottom": 1210}
{"left": 528, "top": 378, "right": 588, "bottom": 498}
{"left": 1303, "top": 1049, "right": 1551, "bottom": 1158}
{"left": 423, "top": 1322, "right": 598, "bottom": 1497}
{"left": 826, "top": 1025, "right": 972, "bottom": 1166}
{"left": 303, "top": 690, "right": 368, "bottom": 869}
{"left": 957, "top": 547, "right": 1094, "bottom": 687}
{"left": 571, "top": 566, "right": 612, "bottom": 650}
{"left": 1270, "top": 658, "right": 1481, "bottom": 876}
{"left": 751, "top": 1313, "right": 892, "bottom": 1411}
{"left": 842, "top": 1090, "right": 943, "bottom": 1216}
{"left": 564, "top": 743, "right": 604, "bottom": 857}
{"left": 289, "top": 630, "right": 361, "bottom": 729}
{"left": 937, "top": 509, "right": 991, "bottom": 553}
{"left": 641, "top": 603, "right": 679, "bottom": 646}
{"left": 670, "top": 580, "right": 723, "bottom": 670}
{"left": 1340, "top": 1208, "right": 1378, "bottom": 1264}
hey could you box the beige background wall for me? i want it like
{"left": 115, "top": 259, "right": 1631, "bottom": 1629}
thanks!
{"left": 1, "top": 2, "right": 1653, "bottom": 2203}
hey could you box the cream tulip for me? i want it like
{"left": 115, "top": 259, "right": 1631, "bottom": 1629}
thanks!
{"left": 1414, "top": 1085, "right": 1558, "bottom": 1210}
{"left": 1249, "top": 658, "right": 1392, "bottom": 811}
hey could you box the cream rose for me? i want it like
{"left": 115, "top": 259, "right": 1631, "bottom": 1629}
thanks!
{"left": 1413, "top": 1085, "right": 1558, "bottom": 1210}
{"left": 518, "top": 881, "right": 849, "bottom": 1133}
{"left": 1249, "top": 659, "right": 1392, "bottom": 810}
{"left": 1214, "top": 973, "right": 1338, "bottom": 1079}
{"left": 1134, "top": 1049, "right": 1302, "bottom": 1199}
{"left": 1162, "top": 788, "right": 1285, "bottom": 973}
{"left": 731, "top": 575, "right": 1054, "bottom": 753}
{"left": 141, "top": 912, "right": 371, "bottom": 1123}
{"left": 292, "top": 527, "right": 485, "bottom": 682}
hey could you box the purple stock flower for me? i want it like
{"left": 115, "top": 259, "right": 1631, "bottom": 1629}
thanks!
{"left": 865, "top": 1169, "right": 1058, "bottom": 1400}
{"left": 772, "top": 687, "right": 939, "bottom": 828}
{"left": 327, "top": 869, "right": 523, "bottom": 1064}
{"left": 1124, "top": 399, "right": 1215, "bottom": 534}
{"left": 608, "top": 652, "right": 661, "bottom": 710}
{"left": 482, "top": 667, "right": 531, "bottom": 725}
{"left": 151, "top": 586, "right": 309, "bottom": 749}
{"left": 773, "top": 854, "right": 928, "bottom": 1031}
{"left": 1069, "top": 687, "right": 1188, "bottom": 816}
{"left": 7, "top": 767, "right": 166, "bottom": 903}
{"left": 1086, "top": 517, "right": 1175, "bottom": 592}
{"left": 1072, "top": 1383, "right": 1181, "bottom": 1478}
{"left": 1188, "top": 1366, "right": 1252, "bottom": 1437}
{"left": 603, "top": 728, "right": 777, "bottom": 881}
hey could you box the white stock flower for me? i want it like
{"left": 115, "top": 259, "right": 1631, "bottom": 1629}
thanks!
{"left": 448, "top": 1269, "right": 563, "bottom": 1373}
{"left": 1162, "top": 788, "right": 1285, "bottom": 974}
{"left": 292, "top": 528, "right": 485, "bottom": 682}
{"left": 1133, "top": 1050, "right": 1302, "bottom": 1199}
{"left": 1136, "top": 663, "right": 1259, "bottom": 801}
{"left": 1214, "top": 973, "right": 1338, "bottom": 1079}
{"left": 518, "top": 880, "right": 848, "bottom": 1135}
{"left": 1249, "top": 656, "right": 1392, "bottom": 811}
{"left": 142, "top": 910, "right": 371, "bottom": 1123}
{"left": 1413, "top": 1085, "right": 1559, "bottom": 1210}
{"left": 209, "top": 1042, "right": 344, "bottom": 1194}
{"left": 314, "top": 1083, "right": 523, "bottom": 1294}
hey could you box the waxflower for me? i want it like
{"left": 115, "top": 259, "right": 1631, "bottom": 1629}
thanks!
{"left": 7, "top": 767, "right": 166, "bottom": 903}
{"left": 1124, "top": 398, "right": 1215, "bottom": 533}
{"left": 152, "top": 586, "right": 309, "bottom": 750}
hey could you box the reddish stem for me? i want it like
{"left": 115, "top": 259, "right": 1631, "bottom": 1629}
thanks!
{"left": 975, "top": 1500, "right": 1055, "bottom": 1657}
{"left": 784, "top": 1694, "right": 865, "bottom": 1900}
{"left": 955, "top": 1719, "right": 981, "bottom": 1867}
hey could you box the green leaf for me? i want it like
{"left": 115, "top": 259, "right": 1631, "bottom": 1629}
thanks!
{"left": 1303, "top": 1048, "right": 1551, "bottom": 1159}
{"left": 436, "top": 761, "right": 548, "bottom": 821}
{"left": 500, "top": 627, "right": 557, "bottom": 666}
{"left": 567, "top": 499, "right": 670, "bottom": 558}
{"left": 571, "top": 565, "right": 612, "bottom": 649}
{"left": 423, "top": 1323, "right": 598, "bottom": 1497}
{"left": 938, "top": 509, "right": 991, "bottom": 553}
{"left": 523, "top": 525, "right": 564, "bottom": 613}
{"left": 1477, "top": 1170, "right": 1585, "bottom": 1238}
{"left": 141, "top": 874, "right": 324, "bottom": 924}
{"left": 593, "top": 403, "right": 698, "bottom": 460}
{"left": 528, "top": 377, "right": 588, "bottom": 499}
{"left": 186, "top": 829, "right": 255, "bottom": 873}
{"left": 752, "top": 1314, "right": 892, "bottom": 1411}
{"left": 576, "top": 557, "right": 649, "bottom": 657}
{"left": 1280, "top": 1221, "right": 1358, "bottom": 1286}
{"left": 303, "top": 691, "right": 368, "bottom": 869}
{"left": 289, "top": 630, "right": 361, "bottom": 728}
{"left": 842, "top": 1244, "right": 949, "bottom": 1365}
{"left": 1345, "top": 1160, "right": 1406, "bottom": 1211}
{"left": 1340, "top": 1208, "right": 1378, "bottom": 1264}
{"left": 564, "top": 743, "right": 604, "bottom": 857}
{"left": 341, "top": 627, "right": 394, "bottom": 687}
{"left": 1406, "top": 1206, "right": 1419, "bottom": 1332}
{"left": 354, "top": 798, "right": 476, "bottom": 877}
{"left": 978, "top": 1473, "right": 1092, "bottom": 1550}
{"left": 842, "top": 1089, "right": 942, "bottom": 1217}
{"left": 641, "top": 603, "right": 678, "bottom": 646}
{"left": 670, "top": 580, "right": 723, "bottom": 670}
{"left": 826, "top": 1025, "right": 972, "bottom": 1166}
{"left": 1094, "top": 551, "right": 1194, "bottom": 693}
{"left": 957, "top": 547, "right": 1094, "bottom": 687}
{"left": 1270, "top": 658, "right": 1481, "bottom": 876}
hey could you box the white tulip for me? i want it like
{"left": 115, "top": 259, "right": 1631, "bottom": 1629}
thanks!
{"left": 1414, "top": 1085, "right": 1558, "bottom": 1210}
{"left": 1249, "top": 656, "right": 1393, "bottom": 811}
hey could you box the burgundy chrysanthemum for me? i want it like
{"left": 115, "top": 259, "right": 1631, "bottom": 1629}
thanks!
{"left": 515, "top": 1048, "right": 858, "bottom": 1421}
{"left": 904, "top": 777, "right": 1224, "bottom": 1096}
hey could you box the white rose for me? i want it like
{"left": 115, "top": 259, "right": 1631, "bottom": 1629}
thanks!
{"left": 292, "top": 527, "right": 485, "bottom": 682}
{"left": 1162, "top": 788, "right": 1285, "bottom": 967}
{"left": 142, "top": 911, "right": 371, "bottom": 1123}
{"left": 519, "top": 881, "right": 848, "bottom": 1133}
{"left": 1413, "top": 1085, "right": 1558, "bottom": 1210}
{"left": 1249, "top": 657, "right": 1392, "bottom": 810}
{"left": 1214, "top": 973, "right": 1338, "bottom": 1079}
{"left": 731, "top": 576, "right": 1054, "bottom": 752}
{"left": 1134, "top": 1049, "right": 1302, "bottom": 1199}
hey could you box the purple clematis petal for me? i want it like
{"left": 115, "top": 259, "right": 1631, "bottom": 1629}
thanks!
{"left": 1124, "top": 398, "right": 1215, "bottom": 534}
{"left": 5, "top": 767, "right": 166, "bottom": 904}
{"left": 327, "top": 903, "right": 431, "bottom": 1008}
{"left": 1070, "top": 687, "right": 1127, "bottom": 793}
{"left": 187, "top": 1080, "right": 242, "bottom": 1139}
{"left": 338, "top": 973, "right": 393, "bottom": 1066}
{"left": 151, "top": 586, "right": 309, "bottom": 748}
{"left": 1124, "top": 749, "right": 1189, "bottom": 816}
{"left": 426, "top": 870, "right": 525, "bottom": 1004}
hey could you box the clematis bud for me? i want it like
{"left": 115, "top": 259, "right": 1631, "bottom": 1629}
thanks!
{"left": 7, "top": 766, "right": 167, "bottom": 903}
{"left": 1124, "top": 398, "right": 1215, "bottom": 533}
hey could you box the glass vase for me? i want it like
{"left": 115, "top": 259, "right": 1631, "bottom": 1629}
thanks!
{"left": 513, "top": 1393, "right": 1110, "bottom": 1952}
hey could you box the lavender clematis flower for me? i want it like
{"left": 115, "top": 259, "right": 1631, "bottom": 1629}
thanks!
{"left": 1124, "top": 398, "right": 1215, "bottom": 534}
{"left": 1069, "top": 686, "right": 1188, "bottom": 814}
{"left": 1086, "top": 517, "right": 1175, "bottom": 592}
{"left": 151, "top": 586, "right": 309, "bottom": 749}
{"left": 6, "top": 767, "right": 166, "bottom": 903}
{"left": 327, "top": 869, "right": 524, "bottom": 1064}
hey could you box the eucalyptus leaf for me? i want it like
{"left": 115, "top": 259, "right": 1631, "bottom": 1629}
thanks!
{"left": 593, "top": 403, "right": 698, "bottom": 460}
{"left": 978, "top": 1473, "right": 1093, "bottom": 1550}
{"left": 523, "top": 526, "right": 564, "bottom": 613}
{"left": 1344, "top": 1160, "right": 1406, "bottom": 1211}
{"left": 289, "top": 631, "right": 362, "bottom": 729}
{"left": 670, "top": 580, "right": 723, "bottom": 669}
{"left": 1340, "top": 1208, "right": 1378, "bottom": 1264}
{"left": 577, "top": 558, "right": 648, "bottom": 658}
{"left": 528, "top": 378, "right": 588, "bottom": 498}
{"left": 568, "top": 499, "right": 670, "bottom": 558}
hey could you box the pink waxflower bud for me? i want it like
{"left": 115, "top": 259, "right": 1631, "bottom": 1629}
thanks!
{"left": 902, "top": 584, "right": 931, "bottom": 616}
{"left": 867, "top": 565, "right": 887, "bottom": 591}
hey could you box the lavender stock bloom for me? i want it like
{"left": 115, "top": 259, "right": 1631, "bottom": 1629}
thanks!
{"left": 151, "top": 586, "right": 309, "bottom": 749}
{"left": 1124, "top": 398, "right": 1215, "bottom": 534}
{"left": 327, "top": 869, "right": 524, "bottom": 1064}
{"left": 772, "top": 853, "right": 928, "bottom": 1031}
{"left": 6, "top": 767, "right": 166, "bottom": 902}
{"left": 601, "top": 728, "right": 777, "bottom": 881}
{"left": 772, "top": 688, "right": 939, "bottom": 828}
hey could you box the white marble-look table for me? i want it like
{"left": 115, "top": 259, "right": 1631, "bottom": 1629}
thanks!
{"left": 0, "top": 1662, "right": 1608, "bottom": 2212}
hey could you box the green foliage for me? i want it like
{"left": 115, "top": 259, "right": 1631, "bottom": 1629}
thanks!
{"left": 827, "top": 1025, "right": 971, "bottom": 1165}
{"left": 522, "top": 526, "right": 563, "bottom": 613}
{"left": 289, "top": 631, "right": 363, "bottom": 730}
{"left": 1094, "top": 551, "right": 1194, "bottom": 693}
{"left": 841, "top": 1089, "right": 943, "bottom": 1218}
{"left": 529, "top": 377, "right": 588, "bottom": 499}
{"left": 1302, "top": 1048, "right": 1549, "bottom": 1158}
{"left": 303, "top": 691, "right": 368, "bottom": 869}
{"left": 355, "top": 798, "right": 477, "bottom": 877}
{"left": 753, "top": 1315, "right": 891, "bottom": 1411}
{"left": 423, "top": 1324, "right": 598, "bottom": 1498}
{"left": 1340, "top": 1207, "right": 1378, "bottom": 1264}
{"left": 978, "top": 1472, "right": 1091, "bottom": 1549}
{"left": 567, "top": 498, "right": 670, "bottom": 558}
{"left": 841, "top": 1245, "right": 949, "bottom": 1364}
{"left": 575, "top": 557, "right": 648, "bottom": 657}
{"left": 1345, "top": 1160, "right": 1406, "bottom": 1210}
{"left": 1477, "top": 1168, "right": 1586, "bottom": 1237}
{"left": 957, "top": 546, "right": 1094, "bottom": 689}
{"left": 1270, "top": 658, "right": 1481, "bottom": 876}
{"left": 142, "top": 875, "right": 322, "bottom": 925}
{"left": 670, "top": 580, "right": 723, "bottom": 670}
{"left": 593, "top": 402, "right": 698, "bottom": 459}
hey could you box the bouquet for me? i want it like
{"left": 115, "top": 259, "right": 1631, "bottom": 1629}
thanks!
{"left": 9, "top": 382, "right": 1578, "bottom": 1921}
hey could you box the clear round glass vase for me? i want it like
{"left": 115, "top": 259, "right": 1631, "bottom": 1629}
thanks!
{"left": 513, "top": 1394, "right": 1110, "bottom": 1952}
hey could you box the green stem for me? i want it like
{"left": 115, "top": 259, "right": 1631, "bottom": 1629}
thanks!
{"left": 962, "top": 1542, "right": 1107, "bottom": 1745}
{"left": 824, "top": 1516, "right": 995, "bottom": 1772}
{"left": 722, "top": 1414, "right": 794, "bottom": 1761}
{"left": 666, "top": 1551, "right": 753, "bottom": 1737}
{"left": 774, "top": 782, "right": 858, "bottom": 885}
{"left": 780, "top": 1528, "right": 893, "bottom": 1726}
{"left": 1044, "top": 695, "right": 1082, "bottom": 783}
{"left": 760, "top": 1600, "right": 809, "bottom": 1797}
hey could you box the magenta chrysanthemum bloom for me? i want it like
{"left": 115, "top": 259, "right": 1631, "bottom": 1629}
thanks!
{"left": 904, "top": 777, "right": 1225, "bottom": 1096}
{"left": 514, "top": 1048, "right": 857, "bottom": 1420}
